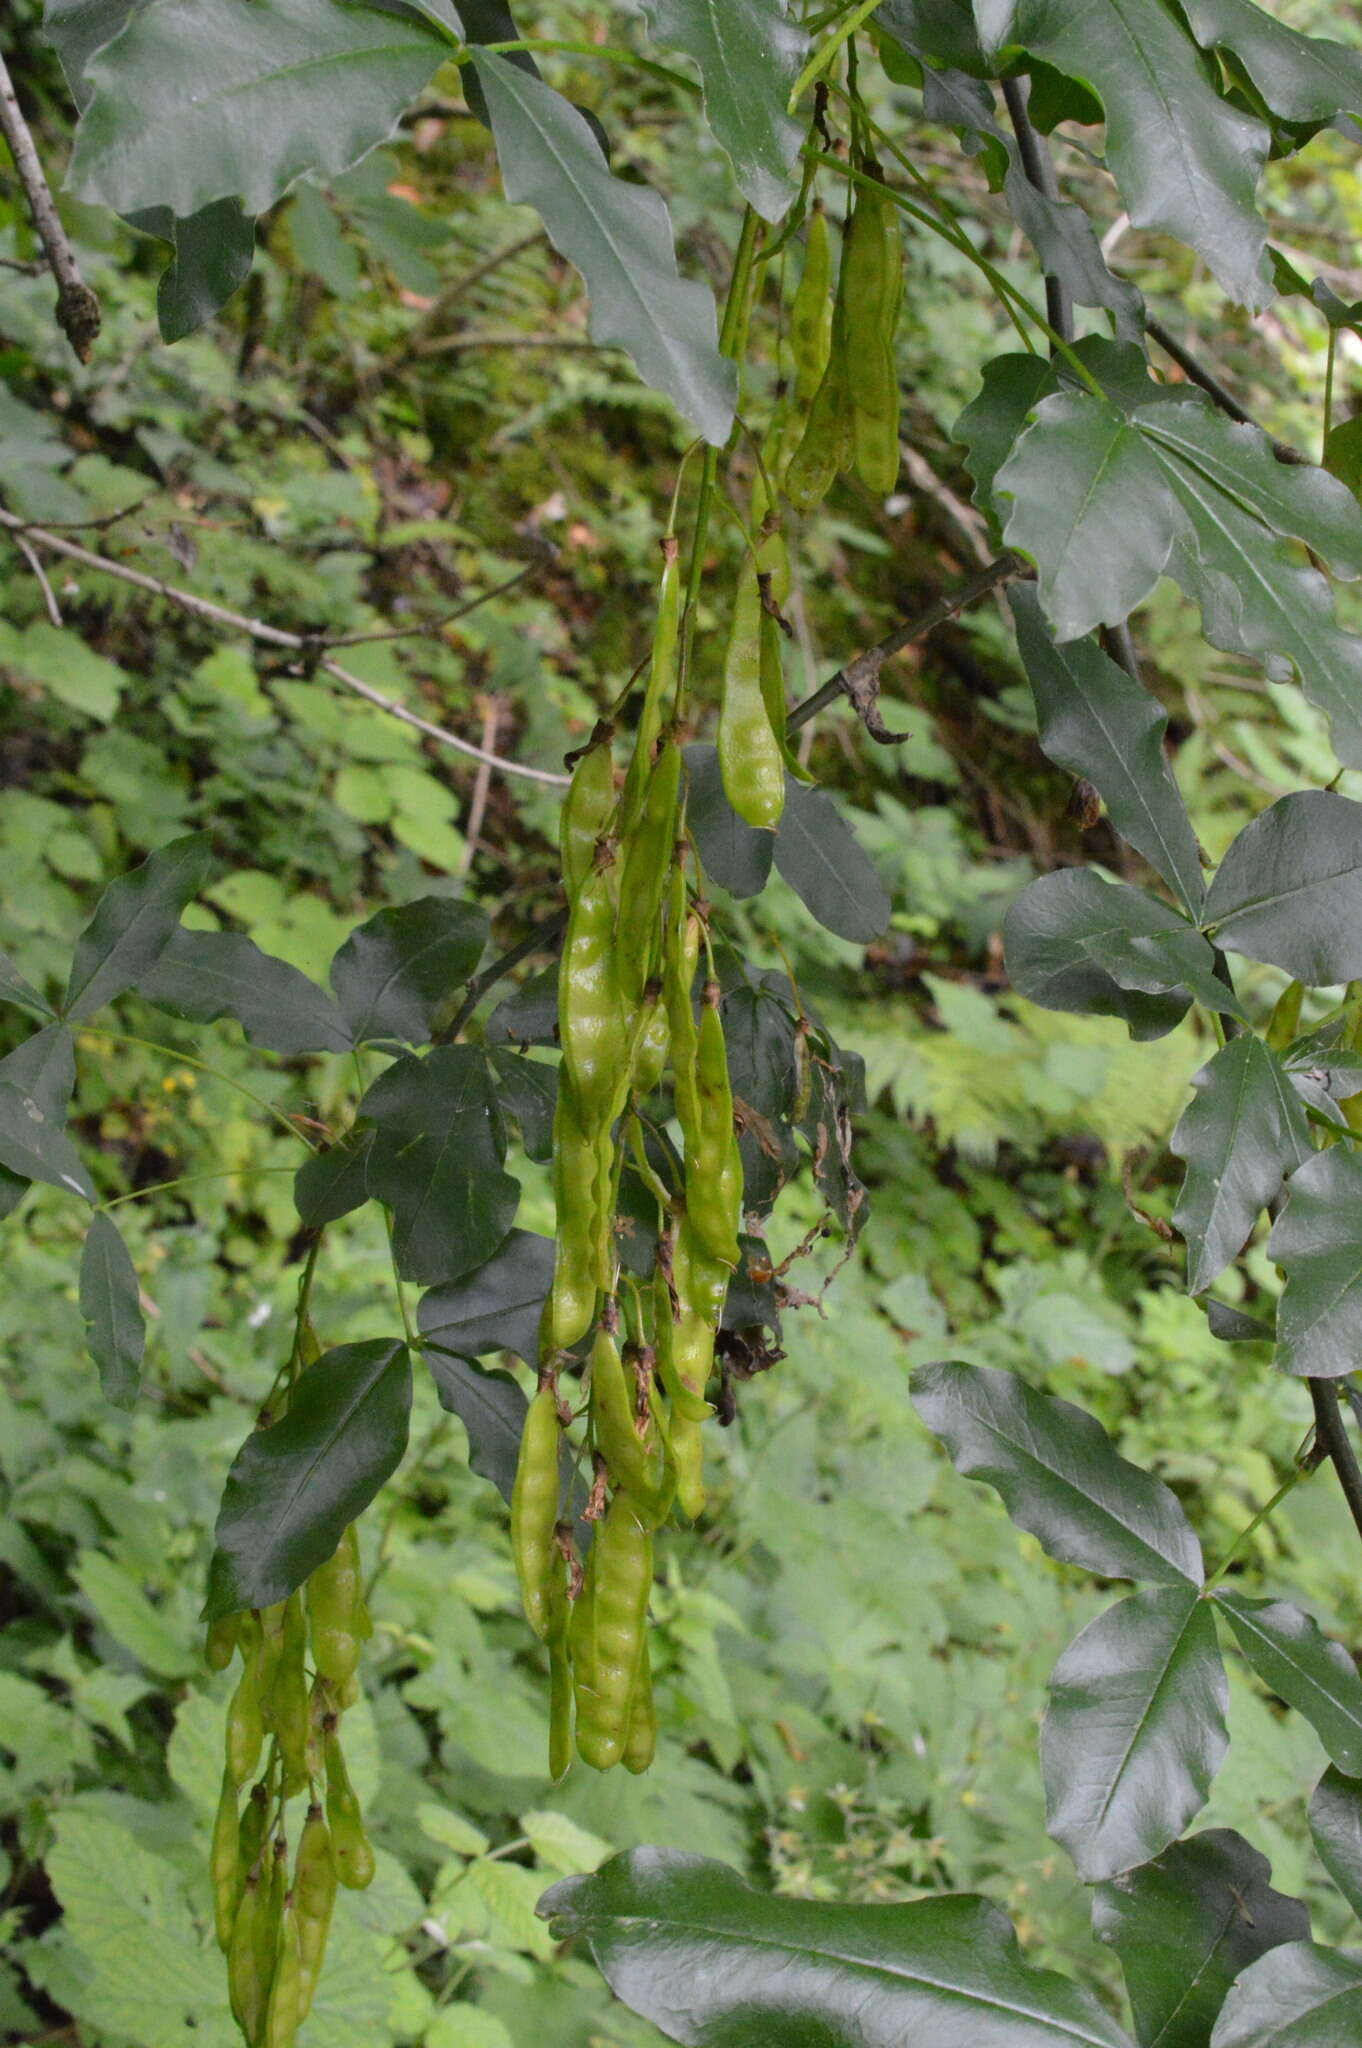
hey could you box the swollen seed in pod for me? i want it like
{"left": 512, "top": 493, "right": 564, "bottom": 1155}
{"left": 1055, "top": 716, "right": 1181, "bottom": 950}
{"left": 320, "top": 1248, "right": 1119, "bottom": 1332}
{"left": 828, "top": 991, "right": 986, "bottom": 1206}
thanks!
{"left": 512, "top": 1385, "right": 561, "bottom": 1640}
{"left": 228, "top": 1869, "right": 268, "bottom": 2043}
{"left": 239, "top": 1783, "right": 270, "bottom": 1883}
{"left": 684, "top": 994, "right": 743, "bottom": 1270}
{"left": 324, "top": 1720, "right": 376, "bottom": 1890}
{"left": 265, "top": 1905, "right": 303, "bottom": 2048}
{"left": 204, "top": 1613, "right": 240, "bottom": 1673}
{"left": 718, "top": 568, "right": 784, "bottom": 833}
{"left": 293, "top": 1802, "right": 336, "bottom": 2022}
{"left": 616, "top": 740, "right": 681, "bottom": 1000}
{"left": 589, "top": 1326, "right": 658, "bottom": 1504}
{"left": 307, "top": 1525, "right": 362, "bottom": 1688}
{"left": 623, "top": 1641, "right": 657, "bottom": 1775}
{"left": 559, "top": 863, "right": 627, "bottom": 1131}
{"left": 225, "top": 1661, "right": 264, "bottom": 1787}
{"left": 211, "top": 1767, "right": 240, "bottom": 1952}
{"left": 561, "top": 741, "right": 617, "bottom": 905}
{"left": 273, "top": 1594, "right": 312, "bottom": 1796}
{"left": 572, "top": 1495, "right": 652, "bottom": 1772}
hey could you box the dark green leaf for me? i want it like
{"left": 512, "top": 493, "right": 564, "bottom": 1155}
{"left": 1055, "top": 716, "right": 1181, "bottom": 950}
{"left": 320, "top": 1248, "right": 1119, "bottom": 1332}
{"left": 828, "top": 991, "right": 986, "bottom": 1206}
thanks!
{"left": 417, "top": 1228, "right": 556, "bottom": 1366}
{"left": 134, "top": 199, "right": 257, "bottom": 342}
{"left": 293, "top": 1131, "right": 374, "bottom": 1227}
{"left": 79, "top": 1210, "right": 145, "bottom": 1410}
{"left": 0, "top": 1025, "right": 79, "bottom": 1215}
{"left": 486, "top": 964, "right": 559, "bottom": 1048}
{"left": 0, "top": 946, "right": 55, "bottom": 1020}
{"left": 361, "top": 1048, "right": 520, "bottom": 1286}
{"left": 1326, "top": 416, "right": 1362, "bottom": 497}
{"left": 684, "top": 744, "right": 774, "bottom": 901}
{"left": 70, "top": 0, "right": 449, "bottom": 218}
{"left": 43, "top": 0, "right": 138, "bottom": 88}
{"left": 474, "top": 52, "right": 735, "bottom": 444}
{"left": 1092, "top": 1830, "right": 1309, "bottom": 2048}
{"left": 1003, "top": 870, "right": 1198, "bottom": 1040}
{"left": 0, "top": 1079, "right": 94, "bottom": 1200}
{"left": 912, "top": 1361, "right": 1204, "bottom": 1586}
{"left": 1012, "top": 587, "right": 1205, "bottom": 916}
{"left": 1002, "top": 0, "right": 1271, "bottom": 307}
{"left": 997, "top": 367, "right": 1362, "bottom": 762}
{"left": 141, "top": 928, "right": 351, "bottom": 1053}
{"left": 1043, "top": 1588, "right": 1229, "bottom": 1882}
{"left": 1204, "top": 793, "right": 1362, "bottom": 985}
{"left": 954, "top": 353, "right": 1055, "bottom": 524}
{"left": 1171, "top": 1036, "right": 1311, "bottom": 1294}
{"left": 1308, "top": 1767, "right": 1362, "bottom": 1918}
{"left": 1268, "top": 1145, "right": 1362, "bottom": 1379}
{"left": 538, "top": 1850, "right": 1133, "bottom": 2047}
{"left": 773, "top": 779, "right": 891, "bottom": 943}
{"left": 203, "top": 1338, "right": 411, "bottom": 1619}
{"left": 1205, "top": 1300, "right": 1275, "bottom": 1343}
{"left": 1216, "top": 1593, "right": 1362, "bottom": 1776}
{"left": 63, "top": 833, "right": 213, "bottom": 1022}
{"left": 1209, "top": 1942, "right": 1362, "bottom": 2047}
{"left": 1183, "top": 0, "right": 1362, "bottom": 124}
{"left": 330, "top": 896, "right": 488, "bottom": 1045}
{"left": 424, "top": 1351, "right": 527, "bottom": 1507}
{"left": 637, "top": 0, "right": 807, "bottom": 222}
{"left": 875, "top": 0, "right": 988, "bottom": 77}
{"left": 487, "top": 1048, "right": 558, "bottom": 1161}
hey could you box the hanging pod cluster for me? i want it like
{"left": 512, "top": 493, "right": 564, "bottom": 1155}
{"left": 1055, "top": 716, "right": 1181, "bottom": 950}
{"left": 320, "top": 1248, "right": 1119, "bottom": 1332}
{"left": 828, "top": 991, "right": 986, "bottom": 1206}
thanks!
{"left": 206, "top": 1515, "right": 375, "bottom": 2047}
{"left": 785, "top": 165, "right": 904, "bottom": 511}
{"left": 515, "top": 535, "right": 765, "bottom": 1777}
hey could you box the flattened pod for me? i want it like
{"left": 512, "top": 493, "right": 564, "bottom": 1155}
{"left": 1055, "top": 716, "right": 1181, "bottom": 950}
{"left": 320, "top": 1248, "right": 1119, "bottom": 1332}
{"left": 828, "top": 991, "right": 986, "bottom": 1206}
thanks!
{"left": 211, "top": 1767, "right": 240, "bottom": 1951}
{"left": 559, "top": 863, "right": 627, "bottom": 1129}
{"left": 718, "top": 568, "right": 785, "bottom": 833}
{"left": 620, "top": 542, "right": 681, "bottom": 836}
{"left": 623, "top": 1639, "right": 657, "bottom": 1775}
{"left": 617, "top": 739, "right": 682, "bottom": 998}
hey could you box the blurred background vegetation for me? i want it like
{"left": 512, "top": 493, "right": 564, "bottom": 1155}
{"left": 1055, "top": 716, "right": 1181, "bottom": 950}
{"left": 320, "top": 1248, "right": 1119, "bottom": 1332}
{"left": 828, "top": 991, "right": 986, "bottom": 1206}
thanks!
{"left": 2, "top": 2, "right": 1361, "bottom": 2042}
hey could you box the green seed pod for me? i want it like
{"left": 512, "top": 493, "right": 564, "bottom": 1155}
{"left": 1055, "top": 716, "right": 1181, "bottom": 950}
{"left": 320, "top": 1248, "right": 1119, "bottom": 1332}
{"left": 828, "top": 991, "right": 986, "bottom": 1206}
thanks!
{"left": 546, "top": 1568, "right": 573, "bottom": 1784}
{"left": 617, "top": 739, "right": 682, "bottom": 1000}
{"left": 561, "top": 740, "right": 617, "bottom": 904}
{"left": 684, "top": 992, "right": 743, "bottom": 1270}
{"left": 204, "top": 1613, "right": 241, "bottom": 1673}
{"left": 619, "top": 540, "right": 682, "bottom": 838}
{"left": 307, "top": 1525, "right": 362, "bottom": 1689}
{"left": 324, "top": 1721, "right": 376, "bottom": 1890}
{"left": 718, "top": 568, "right": 785, "bottom": 834}
{"left": 264, "top": 1904, "right": 303, "bottom": 2048}
{"left": 272, "top": 1593, "right": 312, "bottom": 1797}
{"left": 226, "top": 1661, "right": 265, "bottom": 1788}
{"left": 571, "top": 1495, "right": 653, "bottom": 1772}
{"left": 623, "top": 1640, "right": 657, "bottom": 1775}
{"left": 292, "top": 1802, "right": 337, "bottom": 2021}
{"left": 560, "top": 863, "right": 628, "bottom": 1132}
{"left": 228, "top": 1868, "right": 269, "bottom": 2044}
{"left": 211, "top": 1767, "right": 241, "bottom": 1952}
{"left": 512, "top": 1385, "right": 562, "bottom": 1639}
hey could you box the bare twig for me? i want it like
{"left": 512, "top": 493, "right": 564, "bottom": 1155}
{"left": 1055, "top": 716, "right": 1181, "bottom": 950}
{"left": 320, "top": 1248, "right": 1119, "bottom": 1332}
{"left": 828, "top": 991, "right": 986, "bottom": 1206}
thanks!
{"left": 411, "top": 330, "right": 615, "bottom": 359}
{"left": 0, "top": 53, "right": 100, "bottom": 361}
{"left": 459, "top": 695, "right": 502, "bottom": 875}
{"left": 1310, "top": 1379, "right": 1362, "bottom": 1546}
{"left": 0, "top": 507, "right": 569, "bottom": 787}
{"left": 397, "top": 227, "right": 545, "bottom": 362}
{"left": 444, "top": 906, "right": 569, "bottom": 1043}
{"left": 321, "top": 560, "right": 543, "bottom": 648}
{"left": 787, "top": 553, "right": 1026, "bottom": 739}
{"left": 1146, "top": 318, "right": 1308, "bottom": 465}
{"left": 13, "top": 529, "right": 62, "bottom": 625}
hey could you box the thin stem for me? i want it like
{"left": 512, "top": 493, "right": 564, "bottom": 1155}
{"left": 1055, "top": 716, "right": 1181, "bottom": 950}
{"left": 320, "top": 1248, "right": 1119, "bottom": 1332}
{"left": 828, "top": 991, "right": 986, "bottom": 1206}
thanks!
{"left": 1309, "top": 1379, "right": 1362, "bottom": 1546}
{"left": 1202, "top": 1463, "right": 1315, "bottom": 1594}
{"left": 787, "top": 553, "right": 1025, "bottom": 734}
{"left": 788, "top": 0, "right": 883, "bottom": 109}
{"left": 100, "top": 1165, "right": 298, "bottom": 1211}
{"left": 1146, "top": 318, "right": 1308, "bottom": 465}
{"left": 1324, "top": 325, "right": 1338, "bottom": 458}
{"left": 82, "top": 1027, "right": 320, "bottom": 1152}
{"left": 0, "top": 509, "right": 568, "bottom": 787}
{"left": 1000, "top": 75, "right": 1074, "bottom": 348}
{"left": 474, "top": 39, "right": 700, "bottom": 96}
{"left": 0, "top": 53, "right": 100, "bottom": 361}
{"left": 679, "top": 206, "right": 764, "bottom": 705}
{"left": 443, "top": 906, "right": 568, "bottom": 1042}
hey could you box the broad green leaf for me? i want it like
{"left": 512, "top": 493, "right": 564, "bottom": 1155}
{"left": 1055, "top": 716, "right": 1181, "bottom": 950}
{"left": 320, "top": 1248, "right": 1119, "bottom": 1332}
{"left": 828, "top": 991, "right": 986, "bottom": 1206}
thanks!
{"left": 141, "top": 928, "right": 351, "bottom": 1053}
{"left": 473, "top": 52, "right": 736, "bottom": 445}
{"left": 79, "top": 1210, "right": 145, "bottom": 1409}
{"left": 911, "top": 1361, "right": 1203, "bottom": 1586}
{"left": 998, "top": 369, "right": 1362, "bottom": 761}
{"left": 330, "top": 895, "right": 487, "bottom": 1045}
{"left": 70, "top": 0, "right": 448, "bottom": 218}
{"left": 0, "top": 1078, "right": 94, "bottom": 1200}
{"left": 1326, "top": 415, "right": 1362, "bottom": 498}
{"left": 1209, "top": 1942, "right": 1362, "bottom": 2047}
{"left": 45, "top": 1811, "right": 240, "bottom": 2048}
{"left": 877, "top": 0, "right": 988, "bottom": 75}
{"left": 954, "top": 353, "right": 1054, "bottom": 522}
{"left": 294, "top": 1130, "right": 374, "bottom": 1227}
{"left": 43, "top": 0, "right": 140, "bottom": 87}
{"left": 360, "top": 1048, "right": 520, "bottom": 1286}
{"left": 773, "top": 778, "right": 892, "bottom": 943}
{"left": 1183, "top": 0, "right": 1362, "bottom": 124}
{"left": 424, "top": 1352, "right": 528, "bottom": 1506}
{"left": 1206, "top": 1300, "right": 1275, "bottom": 1343}
{"left": 1000, "top": 0, "right": 1271, "bottom": 307}
{"left": 1003, "top": 870, "right": 1222, "bottom": 1040}
{"left": 685, "top": 744, "right": 775, "bottom": 901}
{"left": 203, "top": 1338, "right": 411, "bottom": 1618}
{"left": 539, "top": 1849, "right": 1133, "bottom": 2046}
{"left": 0, "top": 1024, "right": 78, "bottom": 1214}
{"left": 1216, "top": 1593, "right": 1362, "bottom": 1776}
{"left": 1043, "top": 1588, "right": 1229, "bottom": 1882}
{"left": 63, "top": 832, "right": 213, "bottom": 1021}
{"left": 487, "top": 1048, "right": 557, "bottom": 1161}
{"left": 1269, "top": 1145, "right": 1362, "bottom": 1379}
{"left": 73, "top": 1549, "right": 198, "bottom": 1678}
{"left": 418, "top": 1228, "right": 555, "bottom": 1366}
{"left": 133, "top": 199, "right": 258, "bottom": 342}
{"left": 486, "top": 964, "right": 559, "bottom": 1048}
{"left": 1204, "top": 793, "right": 1362, "bottom": 985}
{"left": 1092, "top": 1830, "right": 1309, "bottom": 2048}
{"left": 638, "top": 0, "right": 806, "bottom": 222}
{"left": 0, "top": 945, "right": 55, "bottom": 1020}
{"left": 1308, "top": 1767, "right": 1362, "bottom": 1918}
{"left": 1012, "top": 589, "right": 1204, "bottom": 915}
{"left": 1171, "top": 1037, "right": 1311, "bottom": 1295}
